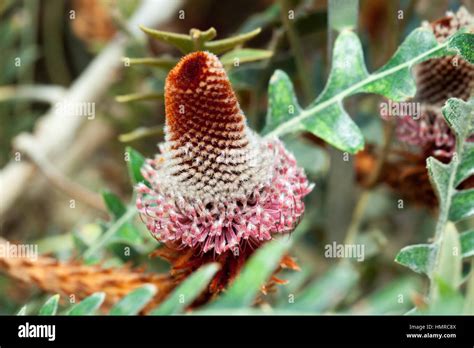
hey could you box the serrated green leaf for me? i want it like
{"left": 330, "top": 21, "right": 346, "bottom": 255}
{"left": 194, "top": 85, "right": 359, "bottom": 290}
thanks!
{"left": 455, "top": 143, "right": 474, "bottom": 187}
{"left": 442, "top": 98, "right": 473, "bottom": 139}
{"left": 395, "top": 244, "right": 437, "bottom": 276}
{"left": 39, "top": 294, "right": 60, "bottom": 315}
{"left": 263, "top": 70, "right": 302, "bottom": 134}
{"left": 426, "top": 157, "right": 452, "bottom": 207}
{"left": 125, "top": 147, "right": 146, "bottom": 185}
{"left": 264, "top": 30, "right": 474, "bottom": 154}
{"left": 448, "top": 32, "right": 474, "bottom": 63}
{"left": 102, "top": 190, "right": 127, "bottom": 220}
{"left": 67, "top": 293, "right": 105, "bottom": 315}
{"left": 109, "top": 285, "right": 156, "bottom": 315}
{"left": 205, "top": 239, "right": 291, "bottom": 309}
{"left": 204, "top": 28, "right": 261, "bottom": 55}
{"left": 286, "top": 263, "right": 359, "bottom": 313}
{"left": 362, "top": 28, "right": 440, "bottom": 100}
{"left": 150, "top": 263, "right": 219, "bottom": 315}
{"left": 302, "top": 103, "right": 365, "bottom": 153}
{"left": 461, "top": 230, "right": 474, "bottom": 258}
{"left": 220, "top": 48, "right": 273, "bottom": 67}
{"left": 139, "top": 26, "right": 193, "bottom": 53}
{"left": 449, "top": 189, "right": 474, "bottom": 221}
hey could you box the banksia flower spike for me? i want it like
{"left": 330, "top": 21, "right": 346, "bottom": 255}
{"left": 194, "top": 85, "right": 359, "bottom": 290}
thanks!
{"left": 360, "top": 7, "right": 474, "bottom": 207}
{"left": 136, "top": 51, "right": 313, "bottom": 257}
{"left": 395, "top": 7, "right": 474, "bottom": 161}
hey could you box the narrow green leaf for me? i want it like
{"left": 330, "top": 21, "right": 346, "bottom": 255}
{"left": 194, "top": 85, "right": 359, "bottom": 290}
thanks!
{"left": 17, "top": 305, "right": 27, "bottom": 315}
{"left": 350, "top": 277, "right": 419, "bottom": 314}
{"left": 123, "top": 57, "right": 177, "bottom": 69}
{"left": 139, "top": 25, "right": 193, "bottom": 53}
{"left": 102, "top": 190, "right": 127, "bottom": 220}
{"left": 39, "top": 294, "right": 60, "bottom": 315}
{"left": 68, "top": 293, "right": 105, "bottom": 315}
{"left": 125, "top": 147, "right": 146, "bottom": 185}
{"left": 205, "top": 239, "right": 291, "bottom": 309}
{"left": 449, "top": 189, "right": 474, "bottom": 221}
{"left": 150, "top": 263, "right": 220, "bottom": 315}
{"left": 395, "top": 244, "right": 437, "bottom": 276}
{"left": 434, "top": 223, "right": 462, "bottom": 289}
{"left": 83, "top": 207, "right": 137, "bottom": 260}
{"left": 461, "top": 230, "right": 474, "bottom": 258}
{"left": 116, "top": 92, "right": 163, "bottom": 103}
{"left": 287, "top": 263, "right": 359, "bottom": 313}
{"left": 220, "top": 48, "right": 273, "bottom": 67}
{"left": 428, "top": 277, "right": 464, "bottom": 314}
{"left": 204, "top": 28, "right": 261, "bottom": 55}
{"left": 109, "top": 285, "right": 156, "bottom": 315}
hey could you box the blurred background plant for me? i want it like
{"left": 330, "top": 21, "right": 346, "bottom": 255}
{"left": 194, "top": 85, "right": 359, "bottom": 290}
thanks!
{"left": 0, "top": 0, "right": 473, "bottom": 315}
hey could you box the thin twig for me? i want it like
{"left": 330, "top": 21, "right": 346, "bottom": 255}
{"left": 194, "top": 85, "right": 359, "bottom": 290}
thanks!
{"left": 278, "top": 0, "right": 313, "bottom": 104}
{"left": 0, "top": 0, "right": 183, "bottom": 218}
{"left": 14, "top": 134, "right": 107, "bottom": 213}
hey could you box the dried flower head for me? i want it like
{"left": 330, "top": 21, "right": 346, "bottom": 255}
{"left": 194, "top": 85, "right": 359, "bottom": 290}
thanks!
{"left": 395, "top": 7, "right": 473, "bottom": 160}
{"left": 415, "top": 6, "right": 474, "bottom": 105}
{"left": 136, "top": 51, "right": 312, "bottom": 255}
{"left": 395, "top": 105, "right": 456, "bottom": 159}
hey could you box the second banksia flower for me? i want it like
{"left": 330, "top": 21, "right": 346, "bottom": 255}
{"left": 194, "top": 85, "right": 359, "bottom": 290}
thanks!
{"left": 136, "top": 51, "right": 312, "bottom": 256}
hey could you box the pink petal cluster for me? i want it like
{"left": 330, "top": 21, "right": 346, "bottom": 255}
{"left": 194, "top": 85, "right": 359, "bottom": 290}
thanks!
{"left": 137, "top": 139, "right": 313, "bottom": 255}
{"left": 395, "top": 107, "right": 455, "bottom": 159}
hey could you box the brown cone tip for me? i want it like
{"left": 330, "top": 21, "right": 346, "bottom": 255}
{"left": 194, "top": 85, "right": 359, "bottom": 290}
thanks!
{"left": 164, "top": 51, "right": 247, "bottom": 149}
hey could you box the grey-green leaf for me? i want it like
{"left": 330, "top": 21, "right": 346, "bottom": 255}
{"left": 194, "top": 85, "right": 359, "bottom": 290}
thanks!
{"left": 109, "top": 285, "right": 156, "bottom": 315}
{"left": 126, "top": 146, "right": 146, "bottom": 185}
{"left": 287, "top": 263, "right": 359, "bottom": 313}
{"left": 139, "top": 26, "right": 193, "bottom": 53}
{"left": 426, "top": 157, "right": 452, "bottom": 207}
{"left": 441, "top": 98, "right": 473, "bottom": 139}
{"left": 434, "top": 223, "right": 462, "bottom": 289}
{"left": 461, "top": 230, "right": 474, "bottom": 258}
{"left": 220, "top": 48, "right": 273, "bottom": 67}
{"left": 395, "top": 244, "right": 437, "bottom": 276}
{"left": 102, "top": 190, "right": 127, "bottom": 220}
{"left": 455, "top": 143, "right": 474, "bottom": 187}
{"left": 362, "top": 28, "right": 439, "bottom": 101}
{"left": 150, "top": 263, "right": 220, "bottom": 315}
{"left": 449, "top": 189, "right": 474, "bottom": 221}
{"left": 448, "top": 32, "right": 474, "bottom": 63}
{"left": 204, "top": 28, "right": 261, "bottom": 55}
{"left": 68, "top": 292, "right": 105, "bottom": 315}
{"left": 205, "top": 238, "right": 291, "bottom": 309}
{"left": 39, "top": 294, "right": 60, "bottom": 315}
{"left": 263, "top": 70, "right": 302, "bottom": 134}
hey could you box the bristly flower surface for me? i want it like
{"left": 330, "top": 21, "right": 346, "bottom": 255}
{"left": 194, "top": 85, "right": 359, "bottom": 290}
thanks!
{"left": 136, "top": 51, "right": 313, "bottom": 256}
{"left": 394, "top": 7, "right": 473, "bottom": 161}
